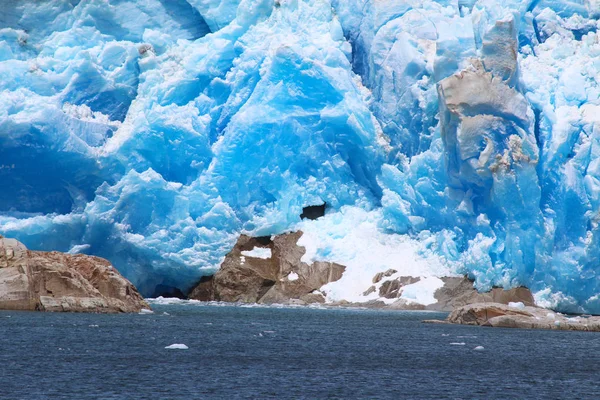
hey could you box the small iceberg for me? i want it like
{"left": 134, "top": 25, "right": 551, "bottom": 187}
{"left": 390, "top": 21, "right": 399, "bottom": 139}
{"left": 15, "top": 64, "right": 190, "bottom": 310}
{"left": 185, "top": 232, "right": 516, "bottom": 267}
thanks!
{"left": 474, "top": 346, "right": 485, "bottom": 351}
{"left": 450, "top": 342, "right": 466, "bottom": 346}
{"left": 139, "top": 308, "right": 154, "bottom": 315}
{"left": 165, "top": 344, "right": 189, "bottom": 350}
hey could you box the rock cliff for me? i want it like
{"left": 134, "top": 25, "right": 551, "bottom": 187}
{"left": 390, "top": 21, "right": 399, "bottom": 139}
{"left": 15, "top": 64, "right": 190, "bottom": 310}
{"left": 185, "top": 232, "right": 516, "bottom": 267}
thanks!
{"left": 189, "top": 231, "right": 345, "bottom": 305}
{"left": 0, "top": 236, "right": 148, "bottom": 313}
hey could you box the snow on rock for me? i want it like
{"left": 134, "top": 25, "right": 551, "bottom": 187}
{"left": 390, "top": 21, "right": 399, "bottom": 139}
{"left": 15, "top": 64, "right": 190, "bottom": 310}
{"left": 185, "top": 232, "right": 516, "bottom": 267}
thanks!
{"left": 296, "top": 206, "right": 454, "bottom": 303}
{"left": 399, "top": 277, "right": 446, "bottom": 306}
{"left": 0, "top": 0, "right": 599, "bottom": 312}
{"left": 508, "top": 301, "right": 526, "bottom": 310}
{"left": 287, "top": 272, "right": 299, "bottom": 281}
{"left": 241, "top": 247, "right": 272, "bottom": 259}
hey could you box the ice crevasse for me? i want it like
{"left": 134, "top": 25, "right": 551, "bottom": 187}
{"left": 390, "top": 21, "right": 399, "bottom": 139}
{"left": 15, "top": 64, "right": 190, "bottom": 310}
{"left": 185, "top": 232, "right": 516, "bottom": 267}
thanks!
{"left": 0, "top": 0, "right": 599, "bottom": 312}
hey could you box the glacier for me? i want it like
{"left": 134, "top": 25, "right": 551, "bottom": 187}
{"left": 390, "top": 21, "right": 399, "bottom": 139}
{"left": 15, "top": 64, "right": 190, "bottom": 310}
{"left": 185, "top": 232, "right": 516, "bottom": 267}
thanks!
{"left": 0, "top": 0, "right": 599, "bottom": 312}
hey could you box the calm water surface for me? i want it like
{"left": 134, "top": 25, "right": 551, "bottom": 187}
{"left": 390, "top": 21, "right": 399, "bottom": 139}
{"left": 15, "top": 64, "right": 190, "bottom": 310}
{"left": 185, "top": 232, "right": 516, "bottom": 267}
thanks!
{"left": 0, "top": 301, "right": 598, "bottom": 399}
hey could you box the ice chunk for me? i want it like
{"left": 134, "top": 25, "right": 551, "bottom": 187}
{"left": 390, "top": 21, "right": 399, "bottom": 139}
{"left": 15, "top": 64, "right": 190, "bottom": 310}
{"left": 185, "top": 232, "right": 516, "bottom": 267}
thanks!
{"left": 508, "top": 302, "right": 525, "bottom": 309}
{"left": 474, "top": 346, "right": 485, "bottom": 351}
{"left": 165, "top": 344, "right": 189, "bottom": 350}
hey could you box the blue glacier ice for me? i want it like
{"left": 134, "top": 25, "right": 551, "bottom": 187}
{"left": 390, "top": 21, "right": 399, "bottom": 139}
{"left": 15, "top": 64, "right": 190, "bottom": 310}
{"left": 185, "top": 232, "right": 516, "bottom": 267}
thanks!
{"left": 0, "top": 0, "right": 599, "bottom": 312}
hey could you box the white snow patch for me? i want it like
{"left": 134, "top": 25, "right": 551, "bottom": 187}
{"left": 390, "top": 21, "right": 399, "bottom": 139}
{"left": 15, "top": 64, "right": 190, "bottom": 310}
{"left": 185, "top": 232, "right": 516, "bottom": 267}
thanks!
{"left": 508, "top": 301, "right": 525, "bottom": 310}
{"left": 165, "top": 344, "right": 188, "bottom": 350}
{"left": 295, "top": 206, "right": 454, "bottom": 303}
{"left": 399, "top": 277, "right": 445, "bottom": 306}
{"left": 241, "top": 247, "right": 272, "bottom": 259}
{"left": 287, "top": 272, "right": 299, "bottom": 281}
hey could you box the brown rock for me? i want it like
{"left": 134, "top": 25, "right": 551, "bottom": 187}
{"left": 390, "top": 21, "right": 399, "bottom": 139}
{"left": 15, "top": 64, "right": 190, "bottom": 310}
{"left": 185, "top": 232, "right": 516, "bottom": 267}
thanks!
{"left": 0, "top": 237, "right": 36, "bottom": 310}
{"left": 188, "top": 231, "right": 346, "bottom": 304}
{"left": 378, "top": 276, "right": 420, "bottom": 299}
{"left": 188, "top": 275, "right": 215, "bottom": 301}
{"left": 426, "top": 276, "right": 534, "bottom": 312}
{"left": 0, "top": 237, "right": 148, "bottom": 313}
{"left": 362, "top": 286, "right": 376, "bottom": 296}
{"left": 446, "top": 302, "right": 600, "bottom": 331}
{"left": 372, "top": 269, "right": 398, "bottom": 284}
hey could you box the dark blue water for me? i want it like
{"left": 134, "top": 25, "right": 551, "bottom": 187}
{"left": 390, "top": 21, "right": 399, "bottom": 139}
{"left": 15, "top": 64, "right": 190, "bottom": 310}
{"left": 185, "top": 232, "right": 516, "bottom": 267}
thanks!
{"left": 1, "top": 302, "right": 599, "bottom": 399}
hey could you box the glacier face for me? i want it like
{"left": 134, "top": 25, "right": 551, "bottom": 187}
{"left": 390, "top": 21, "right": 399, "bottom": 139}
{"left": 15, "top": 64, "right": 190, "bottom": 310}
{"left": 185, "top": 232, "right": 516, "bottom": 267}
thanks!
{"left": 0, "top": 0, "right": 599, "bottom": 311}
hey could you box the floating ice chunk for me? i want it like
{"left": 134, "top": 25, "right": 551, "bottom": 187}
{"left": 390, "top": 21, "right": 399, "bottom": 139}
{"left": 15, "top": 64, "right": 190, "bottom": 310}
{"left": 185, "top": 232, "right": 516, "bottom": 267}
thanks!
{"left": 241, "top": 247, "right": 272, "bottom": 259}
{"left": 165, "top": 344, "right": 188, "bottom": 350}
{"left": 450, "top": 342, "right": 466, "bottom": 346}
{"left": 287, "top": 272, "right": 299, "bottom": 281}
{"left": 139, "top": 309, "right": 154, "bottom": 315}
{"left": 508, "top": 302, "right": 525, "bottom": 310}
{"left": 474, "top": 346, "right": 485, "bottom": 351}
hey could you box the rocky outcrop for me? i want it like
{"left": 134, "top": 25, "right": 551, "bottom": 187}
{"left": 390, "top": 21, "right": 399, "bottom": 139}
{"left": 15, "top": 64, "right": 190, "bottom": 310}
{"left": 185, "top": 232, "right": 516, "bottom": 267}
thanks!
{"left": 436, "top": 302, "right": 600, "bottom": 331}
{"left": 426, "top": 276, "right": 534, "bottom": 311}
{"left": 359, "top": 269, "right": 534, "bottom": 311}
{"left": 189, "top": 229, "right": 537, "bottom": 311}
{"left": 188, "top": 231, "right": 345, "bottom": 305}
{"left": 0, "top": 236, "right": 148, "bottom": 313}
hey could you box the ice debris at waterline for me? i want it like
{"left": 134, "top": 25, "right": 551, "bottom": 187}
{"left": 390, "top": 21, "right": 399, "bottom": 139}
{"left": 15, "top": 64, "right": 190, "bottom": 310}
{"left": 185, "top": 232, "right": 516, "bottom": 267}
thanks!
{"left": 165, "top": 344, "right": 189, "bottom": 350}
{"left": 0, "top": 1, "right": 599, "bottom": 312}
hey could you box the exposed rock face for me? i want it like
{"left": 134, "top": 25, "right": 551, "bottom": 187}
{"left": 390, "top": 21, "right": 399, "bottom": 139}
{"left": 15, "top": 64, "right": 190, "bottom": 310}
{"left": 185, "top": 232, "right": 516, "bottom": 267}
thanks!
{"left": 379, "top": 276, "right": 421, "bottom": 299}
{"left": 359, "top": 270, "right": 534, "bottom": 311}
{"left": 0, "top": 238, "right": 35, "bottom": 310}
{"left": 0, "top": 237, "right": 148, "bottom": 313}
{"left": 443, "top": 302, "right": 600, "bottom": 331}
{"left": 188, "top": 231, "right": 345, "bottom": 305}
{"left": 426, "top": 276, "right": 534, "bottom": 311}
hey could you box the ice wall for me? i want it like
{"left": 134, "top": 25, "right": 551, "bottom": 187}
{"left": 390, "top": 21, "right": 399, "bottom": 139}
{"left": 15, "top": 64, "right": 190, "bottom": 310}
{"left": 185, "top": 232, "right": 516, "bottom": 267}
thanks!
{"left": 0, "top": 0, "right": 599, "bottom": 311}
